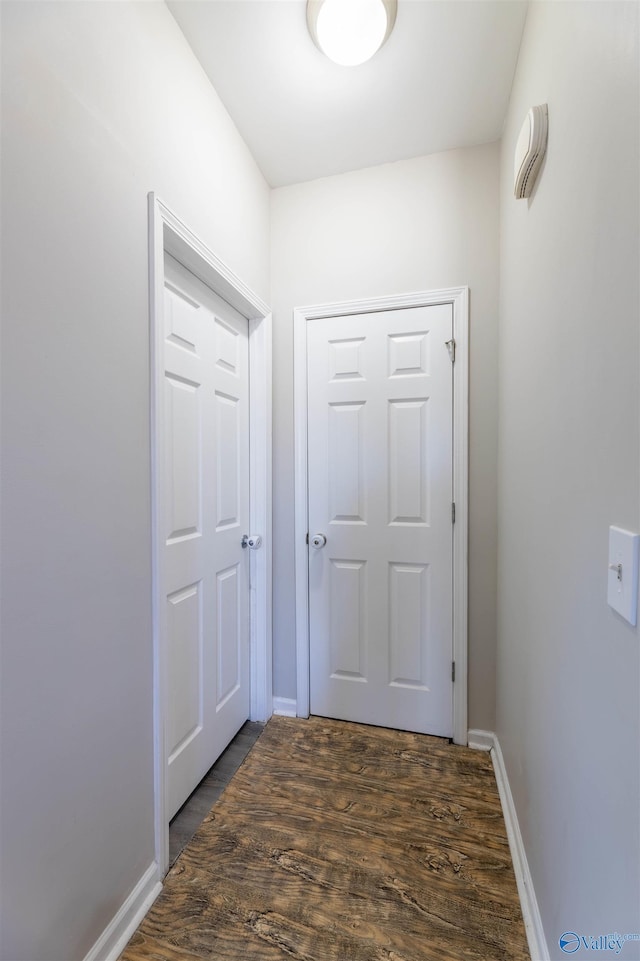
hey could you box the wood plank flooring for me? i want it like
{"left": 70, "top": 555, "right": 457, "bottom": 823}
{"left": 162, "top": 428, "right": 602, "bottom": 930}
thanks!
{"left": 169, "top": 721, "right": 264, "bottom": 866}
{"left": 120, "top": 716, "right": 530, "bottom": 961}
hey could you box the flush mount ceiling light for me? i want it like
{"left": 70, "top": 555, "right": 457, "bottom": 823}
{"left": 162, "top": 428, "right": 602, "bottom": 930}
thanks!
{"left": 307, "top": 0, "right": 397, "bottom": 66}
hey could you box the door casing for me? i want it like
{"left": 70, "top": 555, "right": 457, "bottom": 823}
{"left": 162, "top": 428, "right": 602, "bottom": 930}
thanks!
{"left": 149, "top": 194, "right": 272, "bottom": 877}
{"left": 294, "top": 288, "right": 468, "bottom": 745}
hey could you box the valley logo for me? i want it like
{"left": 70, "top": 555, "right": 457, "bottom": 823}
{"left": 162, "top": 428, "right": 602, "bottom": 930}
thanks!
{"left": 559, "top": 931, "right": 640, "bottom": 955}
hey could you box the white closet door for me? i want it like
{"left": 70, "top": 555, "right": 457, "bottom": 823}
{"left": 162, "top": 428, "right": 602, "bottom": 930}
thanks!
{"left": 163, "top": 254, "right": 250, "bottom": 819}
{"left": 307, "top": 305, "right": 453, "bottom": 736}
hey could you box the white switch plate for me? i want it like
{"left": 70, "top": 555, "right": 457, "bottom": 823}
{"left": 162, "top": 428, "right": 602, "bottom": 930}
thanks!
{"left": 608, "top": 526, "right": 639, "bottom": 626}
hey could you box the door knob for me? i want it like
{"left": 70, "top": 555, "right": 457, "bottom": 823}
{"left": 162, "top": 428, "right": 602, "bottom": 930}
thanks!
{"left": 241, "top": 534, "right": 262, "bottom": 549}
{"left": 310, "top": 533, "right": 327, "bottom": 549}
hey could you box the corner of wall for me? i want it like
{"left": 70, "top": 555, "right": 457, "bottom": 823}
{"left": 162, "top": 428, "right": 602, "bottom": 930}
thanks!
{"left": 468, "top": 730, "right": 550, "bottom": 961}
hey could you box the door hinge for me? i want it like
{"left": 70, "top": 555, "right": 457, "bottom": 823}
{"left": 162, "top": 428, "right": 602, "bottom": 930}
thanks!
{"left": 445, "top": 338, "right": 456, "bottom": 364}
{"left": 452, "top": 661, "right": 456, "bottom": 683}
{"left": 451, "top": 502, "right": 456, "bottom": 524}
{"left": 306, "top": 532, "right": 309, "bottom": 545}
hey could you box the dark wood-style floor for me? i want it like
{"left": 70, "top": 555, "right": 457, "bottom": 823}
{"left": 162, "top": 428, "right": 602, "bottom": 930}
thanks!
{"left": 169, "top": 721, "right": 264, "bottom": 866}
{"left": 120, "top": 716, "right": 530, "bottom": 961}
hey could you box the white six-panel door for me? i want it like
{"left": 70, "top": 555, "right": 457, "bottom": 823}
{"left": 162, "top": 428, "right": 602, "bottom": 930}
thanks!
{"left": 163, "top": 254, "right": 250, "bottom": 819}
{"left": 307, "top": 305, "right": 453, "bottom": 737}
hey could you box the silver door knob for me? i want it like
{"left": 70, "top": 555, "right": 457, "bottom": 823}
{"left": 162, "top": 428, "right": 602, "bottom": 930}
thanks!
{"left": 311, "top": 533, "right": 327, "bottom": 549}
{"left": 241, "top": 534, "right": 262, "bottom": 549}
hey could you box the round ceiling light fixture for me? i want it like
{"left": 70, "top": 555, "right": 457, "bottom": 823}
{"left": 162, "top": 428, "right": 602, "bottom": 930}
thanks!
{"left": 307, "top": 0, "right": 397, "bottom": 67}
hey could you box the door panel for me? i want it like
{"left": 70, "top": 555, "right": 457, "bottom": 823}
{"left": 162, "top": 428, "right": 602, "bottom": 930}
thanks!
{"left": 307, "top": 305, "right": 453, "bottom": 737}
{"left": 388, "top": 562, "right": 429, "bottom": 689}
{"left": 388, "top": 398, "right": 429, "bottom": 525}
{"left": 165, "top": 375, "right": 201, "bottom": 540}
{"left": 167, "top": 583, "right": 202, "bottom": 760}
{"left": 216, "top": 563, "right": 241, "bottom": 708}
{"left": 329, "top": 558, "right": 367, "bottom": 680}
{"left": 163, "top": 254, "right": 250, "bottom": 820}
{"left": 329, "top": 402, "right": 365, "bottom": 523}
{"left": 215, "top": 392, "right": 241, "bottom": 529}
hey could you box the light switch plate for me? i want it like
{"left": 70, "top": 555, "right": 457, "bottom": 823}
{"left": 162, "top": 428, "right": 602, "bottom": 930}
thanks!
{"left": 608, "top": 526, "right": 639, "bottom": 626}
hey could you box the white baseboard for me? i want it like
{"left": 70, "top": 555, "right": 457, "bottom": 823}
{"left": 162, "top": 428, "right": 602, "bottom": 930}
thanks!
{"left": 467, "top": 728, "right": 494, "bottom": 751}
{"left": 469, "top": 731, "right": 549, "bottom": 961}
{"left": 272, "top": 696, "right": 297, "bottom": 717}
{"left": 83, "top": 861, "right": 162, "bottom": 961}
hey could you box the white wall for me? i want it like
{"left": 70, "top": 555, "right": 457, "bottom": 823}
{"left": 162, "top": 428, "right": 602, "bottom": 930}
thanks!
{"left": 497, "top": 2, "right": 640, "bottom": 955}
{"left": 271, "top": 144, "right": 500, "bottom": 730}
{"left": 0, "top": 3, "right": 269, "bottom": 959}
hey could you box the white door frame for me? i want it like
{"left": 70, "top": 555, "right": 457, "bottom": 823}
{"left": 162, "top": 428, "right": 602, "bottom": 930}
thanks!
{"left": 294, "top": 288, "right": 468, "bottom": 745}
{"left": 149, "top": 194, "right": 272, "bottom": 876}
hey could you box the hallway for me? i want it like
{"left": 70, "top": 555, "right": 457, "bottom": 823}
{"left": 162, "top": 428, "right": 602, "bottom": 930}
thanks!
{"left": 119, "top": 717, "right": 529, "bottom": 961}
{"left": 2, "top": 4, "right": 638, "bottom": 958}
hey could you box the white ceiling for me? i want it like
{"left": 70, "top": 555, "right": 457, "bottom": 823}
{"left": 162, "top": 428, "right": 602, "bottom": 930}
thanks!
{"left": 167, "top": 0, "right": 528, "bottom": 188}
